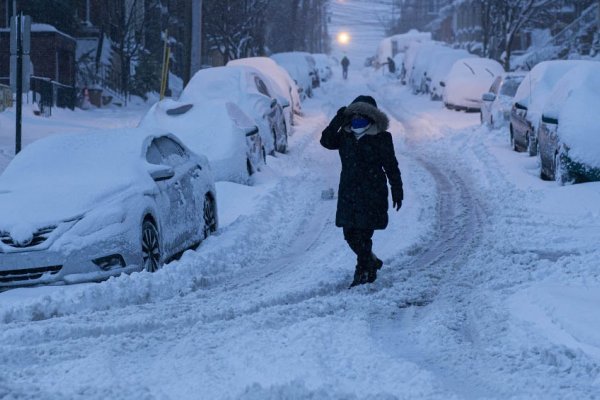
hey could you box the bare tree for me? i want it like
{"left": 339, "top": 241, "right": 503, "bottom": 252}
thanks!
{"left": 203, "top": 0, "right": 271, "bottom": 63}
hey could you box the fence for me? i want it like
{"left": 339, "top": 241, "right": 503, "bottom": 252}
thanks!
{"left": 0, "top": 76, "right": 76, "bottom": 115}
{"left": 0, "top": 84, "right": 12, "bottom": 112}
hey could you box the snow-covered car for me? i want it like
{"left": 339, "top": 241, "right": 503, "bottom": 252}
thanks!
{"left": 407, "top": 42, "right": 448, "bottom": 94}
{"left": 312, "top": 53, "right": 334, "bottom": 82}
{"left": 510, "top": 60, "right": 589, "bottom": 156}
{"left": 141, "top": 98, "right": 264, "bottom": 183}
{"left": 480, "top": 72, "right": 525, "bottom": 128}
{"left": 271, "top": 52, "right": 319, "bottom": 98}
{"left": 538, "top": 63, "right": 600, "bottom": 184}
{"left": 442, "top": 58, "right": 504, "bottom": 112}
{"left": 428, "top": 48, "right": 474, "bottom": 100}
{"left": 172, "top": 66, "right": 288, "bottom": 157}
{"left": 0, "top": 129, "right": 217, "bottom": 287}
{"left": 227, "top": 57, "right": 301, "bottom": 127}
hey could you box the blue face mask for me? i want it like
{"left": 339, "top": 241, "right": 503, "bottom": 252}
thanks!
{"left": 351, "top": 117, "right": 371, "bottom": 130}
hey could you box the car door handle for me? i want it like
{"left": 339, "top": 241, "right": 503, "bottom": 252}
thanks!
{"left": 191, "top": 166, "right": 202, "bottom": 179}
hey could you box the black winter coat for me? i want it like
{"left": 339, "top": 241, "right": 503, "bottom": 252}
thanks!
{"left": 321, "top": 102, "right": 403, "bottom": 230}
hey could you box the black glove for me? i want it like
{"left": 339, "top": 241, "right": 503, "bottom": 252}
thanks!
{"left": 329, "top": 106, "right": 347, "bottom": 130}
{"left": 392, "top": 188, "right": 403, "bottom": 211}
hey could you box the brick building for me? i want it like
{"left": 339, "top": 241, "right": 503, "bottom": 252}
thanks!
{"left": 0, "top": 24, "right": 76, "bottom": 87}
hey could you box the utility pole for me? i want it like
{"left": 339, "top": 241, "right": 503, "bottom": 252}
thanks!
{"left": 10, "top": 1, "right": 30, "bottom": 154}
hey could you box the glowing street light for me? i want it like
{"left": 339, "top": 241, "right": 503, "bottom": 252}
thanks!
{"left": 337, "top": 31, "right": 351, "bottom": 45}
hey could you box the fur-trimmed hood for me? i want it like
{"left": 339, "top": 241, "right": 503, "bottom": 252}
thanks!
{"left": 343, "top": 101, "right": 389, "bottom": 134}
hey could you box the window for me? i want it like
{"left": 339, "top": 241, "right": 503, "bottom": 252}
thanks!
{"left": 146, "top": 142, "right": 162, "bottom": 165}
{"left": 490, "top": 77, "right": 501, "bottom": 94}
{"left": 254, "top": 76, "right": 271, "bottom": 97}
{"left": 146, "top": 137, "right": 189, "bottom": 167}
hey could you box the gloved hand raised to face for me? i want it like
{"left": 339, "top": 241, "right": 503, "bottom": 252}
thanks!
{"left": 328, "top": 106, "right": 347, "bottom": 131}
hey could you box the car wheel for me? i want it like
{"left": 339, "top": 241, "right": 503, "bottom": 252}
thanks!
{"left": 203, "top": 195, "right": 217, "bottom": 239}
{"left": 246, "top": 158, "right": 254, "bottom": 176}
{"left": 278, "top": 121, "right": 288, "bottom": 153}
{"left": 527, "top": 134, "right": 538, "bottom": 156}
{"left": 510, "top": 126, "right": 517, "bottom": 151}
{"left": 142, "top": 219, "right": 161, "bottom": 273}
{"left": 554, "top": 153, "right": 568, "bottom": 185}
{"left": 539, "top": 152, "right": 550, "bottom": 181}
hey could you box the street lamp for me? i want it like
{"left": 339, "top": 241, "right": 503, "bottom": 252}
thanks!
{"left": 337, "top": 31, "right": 351, "bottom": 45}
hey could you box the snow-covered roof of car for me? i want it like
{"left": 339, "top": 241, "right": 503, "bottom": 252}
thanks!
{"left": 182, "top": 66, "right": 256, "bottom": 103}
{"left": 513, "top": 60, "right": 591, "bottom": 128}
{"left": 542, "top": 62, "right": 600, "bottom": 168}
{"left": 140, "top": 98, "right": 250, "bottom": 178}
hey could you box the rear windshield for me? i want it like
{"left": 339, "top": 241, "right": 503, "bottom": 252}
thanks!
{"left": 500, "top": 77, "right": 523, "bottom": 97}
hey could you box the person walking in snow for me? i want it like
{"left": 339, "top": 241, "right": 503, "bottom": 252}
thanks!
{"left": 341, "top": 56, "right": 350, "bottom": 80}
{"left": 387, "top": 57, "right": 396, "bottom": 75}
{"left": 320, "top": 95, "right": 403, "bottom": 287}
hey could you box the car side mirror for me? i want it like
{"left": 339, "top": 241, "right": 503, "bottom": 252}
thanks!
{"left": 244, "top": 126, "right": 259, "bottom": 137}
{"left": 482, "top": 92, "right": 496, "bottom": 102}
{"left": 150, "top": 166, "right": 175, "bottom": 182}
{"left": 270, "top": 98, "right": 277, "bottom": 108}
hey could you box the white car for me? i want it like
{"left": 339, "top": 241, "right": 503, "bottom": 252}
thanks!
{"left": 227, "top": 57, "right": 301, "bottom": 127}
{"left": 312, "top": 53, "right": 335, "bottom": 82}
{"left": 480, "top": 72, "right": 525, "bottom": 128}
{"left": 428, "top": 49, "right": 474, "bottom": 100}
{"left": 443, "top": 57, "right": 504, "bottom": 111}
{"left": 186, "top": 66, "right": 288, "bottom": 156}
{"left": 509, "top": 60, "right": 589, "bottom": 156}
{"left": 537, "top": 63, "right": 600, "bottom": 183}
{"left": 271, "top": 52, "right": 319, "bottom": 98}
{"left": 0, "top": 128, "right": 217, "bottom": 287}
{"left": 141, "top": 98, "right": 264, "bottom": 183}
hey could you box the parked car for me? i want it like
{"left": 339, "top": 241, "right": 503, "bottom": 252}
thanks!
{"left": 407, "top": 42, "right": 447, "bottom": 94}
{"left": 429, "top": 49, "right": 474, "bottom": 100}
{"left": 227, "top": 57, "right": 301, "bottom": 127}
{"left": 176, "top": 66, "right": 288, "bottom": 156}
{"left": 0, "top": 129, "right": 217, "bottom": 287}
{"left": 537, "top": 63, "right": 600, "bottom": 184}
{"left": 509, "top": 60, "right": 588, "bottom": 156}
{"left": 271, "top": 52, "right": 319, "bottom": 98}
{"left": 312, "top": 53, "right": 334, "bottom": 82}
{"left": 443, "top": 58, "right": 504, "bottom": 111}
{"left": 480, "top": 72, "right": 525, "bottom": 128}
{"left": 141, "top": 98, "right": 264, "bottom": 183}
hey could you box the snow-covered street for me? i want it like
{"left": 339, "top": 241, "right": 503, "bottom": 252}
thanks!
{"left": 2, "top": 67, "right": 600, "bottom": 399}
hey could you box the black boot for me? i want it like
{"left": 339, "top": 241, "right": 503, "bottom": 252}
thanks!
{"left": 371, "top": 252, "right": 383, "bottom": 270}
{"left": 349, "top": 264, "right": 367, "bottom": 288}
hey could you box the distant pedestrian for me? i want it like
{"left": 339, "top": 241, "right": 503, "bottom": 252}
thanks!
{"left": 387, "top": 57, "right": 396, "bottom": 74}
{"left": 320, "top": 95, "right": 403, "bottom": 287}
{"left": 341, "top": 56, "right": 350, "bottom": 80}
